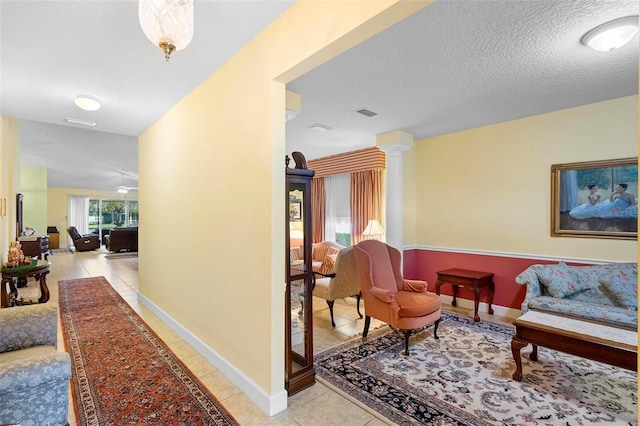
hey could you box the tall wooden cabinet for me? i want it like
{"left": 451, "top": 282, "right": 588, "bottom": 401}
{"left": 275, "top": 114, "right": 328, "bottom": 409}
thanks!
{"left": 285, "top": 152, "right": 315, "bottom": 395}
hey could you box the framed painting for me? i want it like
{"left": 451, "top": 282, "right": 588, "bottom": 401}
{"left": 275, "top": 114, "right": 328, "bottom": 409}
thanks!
{"left": 289, "top": 201, "right": 302, "bottom": 221}
{"left": 551, "top": 157, "right": 638, "bottom": 240}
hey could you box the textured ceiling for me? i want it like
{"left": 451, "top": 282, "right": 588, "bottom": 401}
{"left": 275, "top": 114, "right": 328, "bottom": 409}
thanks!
{"left": 1, "top": 0, "right": 638, "bottom": 191}
{"left": 286, "top": 0, "right": 639, "bottom": 160}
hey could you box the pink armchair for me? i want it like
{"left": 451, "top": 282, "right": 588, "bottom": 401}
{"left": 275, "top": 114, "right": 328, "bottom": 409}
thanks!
{"left": 354, "top": 240, "right": 441, "bottom": 355}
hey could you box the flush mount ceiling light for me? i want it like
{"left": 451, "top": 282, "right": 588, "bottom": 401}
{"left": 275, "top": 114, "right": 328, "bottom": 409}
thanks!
{"left": 74, "top": 96, "right": 101, "bottom": 111}
{"left": 581, "top": 16, "right": 639, "bottom": 52}
{"left": 139, "top": 0, "right": 195, "bottom": 61}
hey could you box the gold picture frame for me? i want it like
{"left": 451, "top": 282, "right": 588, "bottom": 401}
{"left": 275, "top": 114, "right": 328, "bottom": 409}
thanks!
{"left": 0, "top": 198, "right": 5, "bottom": 217}
{"left": 551, "top": 157, "right": 638, "bottom": 240}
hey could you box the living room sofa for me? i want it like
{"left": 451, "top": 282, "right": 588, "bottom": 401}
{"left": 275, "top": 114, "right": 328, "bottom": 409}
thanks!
{"left": 0, "top": 303, "right": 71, "bottom": 425}
{"left": 105, "top": 227, "right": 138, "bottom": 252}
{"left": 516, "top": 261, "right": 637, "bottom": 330}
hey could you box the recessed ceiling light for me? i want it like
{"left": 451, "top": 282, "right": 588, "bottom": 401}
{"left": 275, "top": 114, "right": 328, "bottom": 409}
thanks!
{"left": 64, "top": 117, "right": 97, "bottom": 127}
{"left": 308, "top": 123, "right": 332, "bottom": 132}
{"left": 74, "top": 96, "right": 101, "bottom": 111}
{"left": 581, "top": 16, "right": 639, "bottom": 52}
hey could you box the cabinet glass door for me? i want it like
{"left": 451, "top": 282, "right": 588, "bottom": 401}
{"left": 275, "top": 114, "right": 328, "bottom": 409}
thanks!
{"left": 285, "top": 156, "right": 315, "bottom": 395}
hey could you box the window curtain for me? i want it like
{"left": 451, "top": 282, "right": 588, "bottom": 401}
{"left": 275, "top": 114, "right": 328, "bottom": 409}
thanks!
{"left": 311, "top": 177, "right": 325, "bottom": 243}
{"left": 68, "top": 195, "right": 90, "bottom": 243}
{"left": 560, "top": 170, "right": 578, "bottom": 212}
{"left": 350, "top": 169, "right": 383, "bottom": 245}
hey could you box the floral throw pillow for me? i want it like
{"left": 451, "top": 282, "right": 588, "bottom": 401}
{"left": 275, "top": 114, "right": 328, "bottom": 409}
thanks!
{"left": 598, "top": 268, "right": 638, "bottom": 310}
{"left": 538, "top": 261, "right": 592, "bottom": 299}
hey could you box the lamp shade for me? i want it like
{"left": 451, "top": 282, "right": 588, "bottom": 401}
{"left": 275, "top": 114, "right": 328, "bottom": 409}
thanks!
{"left": 139, "top": 0, "right": 195, "bottom": 60}
{"left": 581, "top": 16, "right": 639, "bottom": 52}
{"left": 362, "top": 220, "right": 385, "bottom": 240}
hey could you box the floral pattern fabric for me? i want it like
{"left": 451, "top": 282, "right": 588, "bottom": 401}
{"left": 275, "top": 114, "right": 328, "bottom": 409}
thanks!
{"left": 516, "top": 262, "right": 638, "bottom": 330}
{"left": 0, "top": 303, "right": 71, "bottom": 426}
{"left": 316, "top": 311, "right": 638, "bottom": 425}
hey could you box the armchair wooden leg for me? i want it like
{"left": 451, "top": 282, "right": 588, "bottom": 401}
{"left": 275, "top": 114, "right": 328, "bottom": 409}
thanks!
{"left": 402, "top": 329, "right": 411, "bottom": 356}
{"left": 363, "top": 316, "right": 371, "bottom": 337}
{"left": 355, "top": 293, "right": 363, "bottom": 319}
{"left": 326, "top": 300, "right": 336, "bottom": 327}
{"left": 433, "top": 319, "right": 440, "bottom": 340}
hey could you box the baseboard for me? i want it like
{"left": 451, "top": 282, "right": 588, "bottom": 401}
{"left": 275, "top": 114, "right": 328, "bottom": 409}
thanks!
{"left": 438, "top": 295, "right": 521, "bottom": 320}
{"left": 138, "top": 293, "right": 288, "bottom": 416}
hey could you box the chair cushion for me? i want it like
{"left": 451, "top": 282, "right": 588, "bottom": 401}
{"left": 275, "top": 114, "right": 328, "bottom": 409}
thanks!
{"left": 396, "top": 291, "right": 441, "bottom": 318}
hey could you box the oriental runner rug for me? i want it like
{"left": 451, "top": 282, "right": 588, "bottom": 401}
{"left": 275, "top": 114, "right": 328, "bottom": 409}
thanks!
{"left": 316, "top": 311, "right": 637, "bottom": 425}
{"left": 59, "top": 276, "right": 238, "bottom": 425}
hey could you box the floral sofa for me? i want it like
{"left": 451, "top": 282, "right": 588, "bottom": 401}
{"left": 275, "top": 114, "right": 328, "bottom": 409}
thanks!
{"left": 0, "top": 303, "right": 71, "bottom": 425}
{"left": 516, "top": 261, "right": 637, "bottom": 330}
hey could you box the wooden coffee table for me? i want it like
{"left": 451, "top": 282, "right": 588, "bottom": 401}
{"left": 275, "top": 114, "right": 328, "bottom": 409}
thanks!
{"left": 511, "top": 310, "right": 637, "bottom": 381}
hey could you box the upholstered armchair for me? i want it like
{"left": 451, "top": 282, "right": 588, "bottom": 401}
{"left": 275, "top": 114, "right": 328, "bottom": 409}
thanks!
{"left": 313, "top": 246, "right": 363, "bottom": 327}
{"left": 354, "top": 240, "right": 441, "bottom": 355}
{"left": 0, "top": 303, "right": 71, "bottom": 426}
{"left": 67, "top": 225, "right": 100, "bottom": 251}
{"left": 311, "top": 241, "right": 344, "bottom": 275}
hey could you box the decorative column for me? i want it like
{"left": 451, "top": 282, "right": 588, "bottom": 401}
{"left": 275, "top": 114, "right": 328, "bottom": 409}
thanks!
{"left": 377, "top": 130, "right": 413, "bottom": 252}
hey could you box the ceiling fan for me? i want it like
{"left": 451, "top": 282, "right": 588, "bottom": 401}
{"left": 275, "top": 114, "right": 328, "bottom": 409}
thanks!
{"left": 117, "top": 185, "right": 138, "bottom": 194}
{"left": 111, "top": 169, "right": 139, "bottom": 193}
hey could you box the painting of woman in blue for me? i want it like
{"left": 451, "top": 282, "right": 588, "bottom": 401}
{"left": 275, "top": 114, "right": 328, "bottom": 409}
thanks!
{"left": 596, "top": 183, "right": 637, "bottom": 219}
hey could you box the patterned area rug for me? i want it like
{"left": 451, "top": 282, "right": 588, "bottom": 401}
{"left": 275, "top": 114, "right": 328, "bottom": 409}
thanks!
{"left": 59, "top": 276, "right": 238, "bottom": 425}
{"left": 316, "top": 311, "right": 637, "bottom": 425}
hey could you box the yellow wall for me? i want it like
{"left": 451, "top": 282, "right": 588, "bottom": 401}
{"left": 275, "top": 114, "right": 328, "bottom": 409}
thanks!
{"left": 0, "top": 116, "right": 21, "bottom": 262}
{"left": 409, "top": 95, "right": 638, "bottom": 262}
{"left": 48, "top": 187, "right": 138, "bottom": 246}
{"left": 138, "top": 0, "right": 432, "bottom": 409}
{"left": 20, "top": 166, "right": 47, "bottom": 236}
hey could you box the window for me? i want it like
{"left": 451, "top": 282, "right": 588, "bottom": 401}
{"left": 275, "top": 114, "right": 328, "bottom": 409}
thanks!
{"left": 325, "top": 173, "right": 351, "bottom": 246}
{"left": 88, "top": 199, "right": 139, "bottom": 242}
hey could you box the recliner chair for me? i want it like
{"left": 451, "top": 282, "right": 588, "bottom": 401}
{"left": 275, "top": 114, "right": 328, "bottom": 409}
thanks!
{"left": 67, "top": 226, "right": 100, "bottom": 251}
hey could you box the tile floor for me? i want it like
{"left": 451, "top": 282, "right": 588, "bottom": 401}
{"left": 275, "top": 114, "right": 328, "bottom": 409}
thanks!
{"left": 29, "top": 248, "right": 512, "bottom": 426}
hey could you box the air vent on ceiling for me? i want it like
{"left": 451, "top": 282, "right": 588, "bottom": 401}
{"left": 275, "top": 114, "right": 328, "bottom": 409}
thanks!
{"left": 355, "top": 108, "right": 378, "bottom": 117}
{"left": 308, "top": 123, "right": 332, "bottom": 132}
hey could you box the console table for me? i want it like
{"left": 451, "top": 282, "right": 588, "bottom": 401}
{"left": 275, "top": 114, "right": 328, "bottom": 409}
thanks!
{"left": 1, "top": 260, "right": 51, "bottom": 307}
{"left": 435, "top": 268, "right": 494, "bottom": 322}
{"left": 511, "top": 310, "right": 637, "bottom": 381}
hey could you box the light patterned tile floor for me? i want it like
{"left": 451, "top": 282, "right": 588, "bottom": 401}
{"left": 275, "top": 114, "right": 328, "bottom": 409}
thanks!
{"left": 33, "top": 247, "right": 513, "bottom": 425}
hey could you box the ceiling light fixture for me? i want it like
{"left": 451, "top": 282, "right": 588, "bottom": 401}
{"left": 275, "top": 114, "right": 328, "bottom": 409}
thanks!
{"left": 64, "top": 117, "right": 97, "bottom": 127}
{"left": 74, "top": 96, "right": 101, "bottom": 111}
{"left": 117, "top": 187, "right": 129, "bottom": 194}
{"left": 581, "top": 16, "right": 639, "bottom": 52}
{"left": 308, "top": 123, "right": 332, "bottom": 132}
{"left": 139, "top": 0, "right": 195, "bottom": 61}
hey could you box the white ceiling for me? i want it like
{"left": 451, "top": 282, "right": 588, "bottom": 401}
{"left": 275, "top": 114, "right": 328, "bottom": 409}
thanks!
{"left": 2, "top": 0, "right": 638, "bottom": 191}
